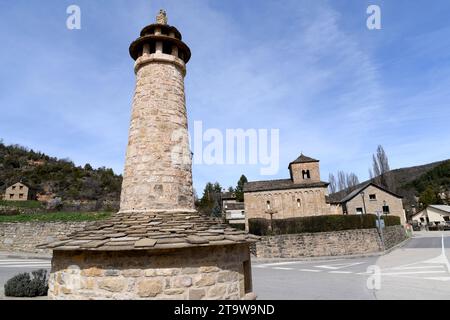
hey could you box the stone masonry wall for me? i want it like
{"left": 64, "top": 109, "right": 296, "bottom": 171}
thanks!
{"left": 255, "top": 226, "right": 408, "bottom": 259}
{"left": 0, "top": 222, "right": 94, "bottom": 254}
{"left": 49, "top": 244, "right": 252, "bottom": 300}
{"left": 383, "top": 225, "right": 408, "bottom": 250}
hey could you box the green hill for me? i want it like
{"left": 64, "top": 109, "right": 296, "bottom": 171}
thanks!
{"left": 0, "top": 140, "right": 122, "bottom": 202}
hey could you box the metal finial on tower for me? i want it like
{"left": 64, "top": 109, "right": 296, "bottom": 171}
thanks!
{"left": 156, "top": 9, "right": 168, "bottom": 25}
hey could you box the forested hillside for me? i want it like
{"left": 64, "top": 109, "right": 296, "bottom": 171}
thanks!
{"left": 0, "top": 140, "right": 122, "bottom": 201}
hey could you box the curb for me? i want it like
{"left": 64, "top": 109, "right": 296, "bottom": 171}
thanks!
{"left": 381, "top": 236, "right": 411, "bottom": 255}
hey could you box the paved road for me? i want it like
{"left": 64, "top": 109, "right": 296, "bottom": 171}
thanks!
{"left": 252, "top": 232, "right": 450, "bottom": 299}
{"left": 0, "top": 253, "right": 51, "bottom": 298}
{"left": 1, "top": 232, "right": 449, "bottom": 299}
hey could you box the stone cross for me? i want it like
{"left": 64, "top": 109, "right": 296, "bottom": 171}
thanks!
{"left": 156, "top": 9, "right": 168, "bottom": 25}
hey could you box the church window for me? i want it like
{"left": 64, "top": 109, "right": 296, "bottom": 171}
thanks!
{"left": 297, "top": 199, "right": 301, "bottom": 208}
{"left": 302, "top": 170, "right": 311, "bottom": 179}
{"left": 266, "top": 201, "right": 271, "bottom": 210}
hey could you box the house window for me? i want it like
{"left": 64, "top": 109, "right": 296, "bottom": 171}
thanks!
{"left": 19, "top": 194, "right": 24, "bottom": 199}
{"left": 302, "top": 170, "right": 311, "bottom": 179}
{"left": 443, "top": 216, "right": 449, "bottom": 222}
{"left": 420, "top": 217, "right": 425, "bottom": 222}
{"left": 266, "top": 201, "right": 271, "bottom": 210}
{"left": 19, "top": 186, "right": 23, "bottom": 190}
{"left": 12, "top": 186, "right": 16, "bottom": 190}
{"left": 297, "top": 199, "right": 301, "bottom": 208}
{"left": 382, "top": 205, "right": 390, "bottom": 214}
{"left": 369, "top": 194, "right": 376, "bottom": 200}
{"left": 9, "top": 194, "right": 14, "bottom": 199}
{"left": 356, "top": 207, "right": 363, "bottom": 215}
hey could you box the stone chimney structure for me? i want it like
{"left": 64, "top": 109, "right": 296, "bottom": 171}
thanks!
{"left": 120, "top": 8, "right": 194, "bottom": 214}
{"left": 41, "top": 10, "right": 257, "bottom": 300}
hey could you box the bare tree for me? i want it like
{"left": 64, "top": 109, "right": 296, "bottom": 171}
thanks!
{"left": 346, "top": 173, "right": 360, "bottom": 190}
{"left": 370, "top": 145, "right": 394, "bottom": 191}
{"left": 337, "top": 171, "right": 347, "bottom": 191}
{"left": 328, "top": 173, "right": 337, "bottom": 194}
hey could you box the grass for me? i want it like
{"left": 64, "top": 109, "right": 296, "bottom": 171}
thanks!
{"left": 0, "top": 211, "right": 112, "bottom": 223}
{"left": 0, "top": 200, "right": 43, "bottom": 209}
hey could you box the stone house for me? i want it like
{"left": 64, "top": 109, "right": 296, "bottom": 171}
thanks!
{"left": 329, "top": 183, "right": 407, "bottom": 225}
{"left": 4, "top": 182, "right": 35, "bottom": 201}
{"left": 411, "top": 205, "right": 450, "bottom": 226}
{"left": 221, "top": 192, "right": 245, "bottom": 225}
{"left": 244, "top": 154, "right": 335, "bottom": 230}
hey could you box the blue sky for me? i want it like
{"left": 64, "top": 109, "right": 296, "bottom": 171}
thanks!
{"left": 1, "top": 0, "right": 449, "bottom": 195}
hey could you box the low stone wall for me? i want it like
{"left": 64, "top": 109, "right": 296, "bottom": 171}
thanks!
{"left": 49, "top": 244, "right": 254, "bottom": 300}
{"left": 254, "top": 226, "right": 407, "bottom": 259}
{"left": 383, "top": 225, "right": 408, "bottom": 250}
{"left": 0, "top": 222, "right": 94, "bottom": 254}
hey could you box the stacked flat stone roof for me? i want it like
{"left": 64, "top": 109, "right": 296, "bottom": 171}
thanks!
{"left": 244, "top": 179, "right": 329, "bottom": 193}
{"left": 38, "top": 212, "right": 258, "bottom": 251}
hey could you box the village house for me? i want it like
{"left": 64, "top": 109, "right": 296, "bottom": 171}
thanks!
{"left": 328, "top": 182, "right": 407, "bottom": 225}
{"left": 244, "top": 154, "right": 338, "bottom": 230}
{"left": 4, "top": 182, "right": 35, "bottom": 201}
{"left": 221, "top": 192, "right": 245, "bottom": 225}
{"left": 411, "top": 205, "right": 450, "bottom": 226}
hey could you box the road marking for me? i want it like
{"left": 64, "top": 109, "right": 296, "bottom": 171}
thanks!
{"left": 256, "top": 259, "right": 344, "bottom": 268}
{"left": 273, "top": 267, "right": 294, "bottom": 270}
{"left": 298, "top": 269, "right": 322, "bottom": 273}
{"left": 316, "top": 262, "right": 366, "bottom": 270}
{"left": 389, "top": 265, "right": 443, "bottom": 270}
{"left": 378, "top": 270, "right": 446, "bottom": 276}
{"left": 423, "top": 277, "right": 450, "bottom": 282}
{"left": 0, "top": 258, "right": 51, "bottom": 269}
{"left": 328, "top": 271, "right": 353, "bottom": 274}
{"left": 0, "top": 260, "right": 50, "bottom": 264}
{"left": 0, "top": 265, "right": 51, "bottom": 268}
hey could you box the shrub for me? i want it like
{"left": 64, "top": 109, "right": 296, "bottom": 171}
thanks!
{"left": 4, "top": 269, "right": 49, "bottom": 297}
{"left": 229, "top": 223, "right": 245, "bottom": 231}
{"left": 382, "top": 215, "right": 401, "bottom": 226}
{"left": 248, "top": 214, "right": 379, "bottom": 236}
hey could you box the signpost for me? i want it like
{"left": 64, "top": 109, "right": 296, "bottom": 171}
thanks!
{"left": 376, "top": 210, "right": 385, "bottom": 250}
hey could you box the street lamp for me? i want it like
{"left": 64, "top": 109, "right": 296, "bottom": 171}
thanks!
{"left": 360, "top": 191, "right": 367, "bottom": 215}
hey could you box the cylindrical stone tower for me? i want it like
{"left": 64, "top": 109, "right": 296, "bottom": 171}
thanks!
{"left": 120, "top": 10, "right": 195, "bottom": 214}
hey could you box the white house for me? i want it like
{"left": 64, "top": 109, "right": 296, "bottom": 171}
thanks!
{"left": 412, "top": 205, "right": 450, "bottom": 226}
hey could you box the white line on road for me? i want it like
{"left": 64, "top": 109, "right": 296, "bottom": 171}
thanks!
{"left": 0, "top": 265, "right": 51, "bottom": 268}
{"left": 0, "top": 260, "right": 50, "bottom": 264}
{"left": 255, "top": 259, "right": 344, "bottom": 268}
{"left": 328, "top": 271, "right": 353, "bottom": 274}
{"left": 315, "top": 262, "right": 366, "bottom": 270}
{"left": 273, "top": 267, "right": 294, "bottom": 270}
{"left": 298, "top": 269, "right": 322, "bottom": 273}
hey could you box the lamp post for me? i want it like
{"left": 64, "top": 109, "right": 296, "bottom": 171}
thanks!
{"left": 361, "top": 191, "right": 367, "bottom": 215}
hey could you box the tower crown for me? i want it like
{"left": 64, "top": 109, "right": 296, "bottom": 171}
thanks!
{"left": 129, "top": 9, "right": 191, "bottom": 64}
{"left": 289, "top": 153, "right": 321, "bottom": 184}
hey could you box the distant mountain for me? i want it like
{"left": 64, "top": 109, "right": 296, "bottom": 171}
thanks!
{"left": 329, "top": 159, "right": 450, "bottom": 218}
{"left": 0, "top": 140, "right": 122, "bottom": 202}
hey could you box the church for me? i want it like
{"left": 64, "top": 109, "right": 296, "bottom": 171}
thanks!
{"left": 244, "top": 154, "right": 340, "bottom": 229}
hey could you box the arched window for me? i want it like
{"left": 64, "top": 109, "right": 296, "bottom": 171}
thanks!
{"left": 266, "top": 200, "right": 271, "bottom": 210}
{"left": 297, "top": 199, "right": 301, "bottom": 208}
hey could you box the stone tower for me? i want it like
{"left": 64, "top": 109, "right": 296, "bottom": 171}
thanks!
{"left": 288, "top": 154, "right": 321, "bottom": 184}
{"left": 120, "top": 9, "right": 195, "bottom": 214}
{"left": 42, "top": 10, "right": 256, "bottom": 300}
